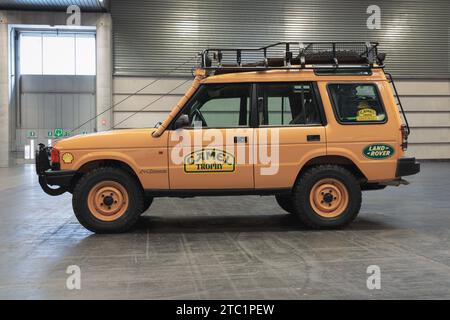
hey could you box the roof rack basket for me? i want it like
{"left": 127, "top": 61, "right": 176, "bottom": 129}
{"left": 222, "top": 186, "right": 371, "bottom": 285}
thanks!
{"left": 199, "top": 41, "right": 385, "bottom": 73}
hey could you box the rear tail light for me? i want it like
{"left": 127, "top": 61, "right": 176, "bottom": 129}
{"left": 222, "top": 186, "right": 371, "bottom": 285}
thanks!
{"left": 400, "top": 124, "right": 409, "bottom": 151}
{"left": 51, "top": 148, "right": 60, "bottom": 165}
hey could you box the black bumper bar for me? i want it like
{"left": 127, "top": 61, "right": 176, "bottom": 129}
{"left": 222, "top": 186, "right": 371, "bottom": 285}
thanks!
{"left": 44, "top": 170, "right": 77, "bottom": 188}
{"left": 36, "top": 144, "right": 76, "bottom": 196}
{"left": 396, "top": 157, "right": 420, "bottom": 177}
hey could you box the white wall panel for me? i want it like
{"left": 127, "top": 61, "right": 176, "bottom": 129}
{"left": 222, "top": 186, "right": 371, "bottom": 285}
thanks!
{"left": 399, "top": 96, "right": 450, "bottom": 112}
{"left": 113, "top": 94, "right": 182, "bottom": 112}
{"left": 113, "top": 111, "right": 169, "bottom": 128}
{"left": 406, "top": 112, "right": 450, "bottom": 128}
{"left": 16, "top": 75, "right": 96, "bottom": 151}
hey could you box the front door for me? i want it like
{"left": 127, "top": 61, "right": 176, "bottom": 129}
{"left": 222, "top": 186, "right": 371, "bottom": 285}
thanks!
{"left": 168, "top": 83, "right": 254, "bottom": 190}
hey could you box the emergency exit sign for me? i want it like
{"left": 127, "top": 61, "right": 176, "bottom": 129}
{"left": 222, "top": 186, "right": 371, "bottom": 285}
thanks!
{"left": 27, "top": 131, "right": 37, "bottom": 139}
{"left": 54, "top": 128, "right": 63, "bottom": 137}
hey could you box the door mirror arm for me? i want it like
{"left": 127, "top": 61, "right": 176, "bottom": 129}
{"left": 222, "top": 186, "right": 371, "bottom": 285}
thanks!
{"left": 174, "top": 114, "right": 189, "bottom": 130}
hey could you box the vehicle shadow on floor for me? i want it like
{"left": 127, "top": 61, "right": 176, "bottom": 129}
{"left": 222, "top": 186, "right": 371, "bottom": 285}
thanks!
{"left": 131, "top": 213, "right": 395, "bottom": 234}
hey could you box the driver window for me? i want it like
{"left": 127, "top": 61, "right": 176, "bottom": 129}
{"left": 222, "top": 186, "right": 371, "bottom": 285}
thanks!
{"left": 180, "top": 83, "right": 251, "bottom": 128}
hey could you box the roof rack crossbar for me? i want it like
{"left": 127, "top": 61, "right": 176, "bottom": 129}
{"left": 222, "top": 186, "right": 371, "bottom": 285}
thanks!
{"left": 199, "top": 41, "right": 384, "bottom": 73}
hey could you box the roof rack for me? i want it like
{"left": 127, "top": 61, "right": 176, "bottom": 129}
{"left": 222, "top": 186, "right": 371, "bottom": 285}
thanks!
{"left": 198, "top": 42, "right": 386, "bottom": 74}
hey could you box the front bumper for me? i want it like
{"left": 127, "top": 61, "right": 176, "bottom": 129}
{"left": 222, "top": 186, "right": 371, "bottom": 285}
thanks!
{"left": 36, "top": 144, "right": 76, "bottom": 195}
{"left": 396, "top": 157, "right": 420, "bottom": 177}
{"left": 44, "top": 170, "right": 77, "bottom": 188}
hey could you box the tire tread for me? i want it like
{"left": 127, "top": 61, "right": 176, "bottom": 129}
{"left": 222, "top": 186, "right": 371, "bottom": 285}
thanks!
{"left": 72, "top": 167, "right": 144, "bottom": 233}
{"left": 293, "top": 164, "right": 361, "bottom": 229}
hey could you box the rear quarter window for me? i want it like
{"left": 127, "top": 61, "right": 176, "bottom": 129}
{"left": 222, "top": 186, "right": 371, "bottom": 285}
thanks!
{"left": 328, "top": 83, "right": 387, "bottom": 124}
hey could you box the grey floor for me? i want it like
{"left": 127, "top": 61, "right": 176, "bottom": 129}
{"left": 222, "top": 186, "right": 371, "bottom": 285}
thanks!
{"left": 0, "top": 162, "right": 449, "bottom": 299}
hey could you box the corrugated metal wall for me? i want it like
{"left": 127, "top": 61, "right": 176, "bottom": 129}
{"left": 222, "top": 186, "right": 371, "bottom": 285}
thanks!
{"left": 0, "top": 0, "right": 106, "bottom": 12}
{"left": 111, "top": 0, "right": 449, "bottom": 78}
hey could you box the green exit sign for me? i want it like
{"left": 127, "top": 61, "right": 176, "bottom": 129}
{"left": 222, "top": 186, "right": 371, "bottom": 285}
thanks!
{"left": 54, "top": 128, "right": 63, "bottom": 137}
{"left": 27, "top": 131, "right": 37, "bottom": 139}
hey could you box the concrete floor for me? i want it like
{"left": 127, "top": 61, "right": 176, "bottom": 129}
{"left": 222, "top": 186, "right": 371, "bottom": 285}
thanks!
{"left": 0, "top": 162, "right": 449, "bottom": 299}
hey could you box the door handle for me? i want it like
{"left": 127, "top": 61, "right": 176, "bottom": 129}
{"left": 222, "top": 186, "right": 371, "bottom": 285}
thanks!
{"left": 234, "top": 136, "right": 248, "bottom": 144}
{"left": 307, "top": 135, "right": 320, "bottom": 142}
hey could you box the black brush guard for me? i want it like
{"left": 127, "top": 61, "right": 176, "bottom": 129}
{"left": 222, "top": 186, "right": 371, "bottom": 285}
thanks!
{"left": 36, "top": 143, "right": 75, "bottom": 196}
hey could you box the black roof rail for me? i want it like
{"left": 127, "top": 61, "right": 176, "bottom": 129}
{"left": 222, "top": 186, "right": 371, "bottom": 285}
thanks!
{"left": 198, "top": 41, "right": 385, "bottom": 74}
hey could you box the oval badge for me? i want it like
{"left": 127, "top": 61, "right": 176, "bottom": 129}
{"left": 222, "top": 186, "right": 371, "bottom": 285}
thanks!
{"left": 363, "top": 144, "right": 394, "bottom": 159}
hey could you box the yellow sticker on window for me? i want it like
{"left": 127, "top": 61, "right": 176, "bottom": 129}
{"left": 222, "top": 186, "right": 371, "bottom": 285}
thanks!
{"left": 356, "top": 108, "right": 378, "bottom": 121}
{"left": 184, "top": 149, "right": 235, "bottom": 173}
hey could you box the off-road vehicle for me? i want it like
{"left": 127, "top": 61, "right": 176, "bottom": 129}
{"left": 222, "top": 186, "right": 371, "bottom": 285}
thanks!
{"left": 36, "top": 42, "right": 420, "bottom": 233}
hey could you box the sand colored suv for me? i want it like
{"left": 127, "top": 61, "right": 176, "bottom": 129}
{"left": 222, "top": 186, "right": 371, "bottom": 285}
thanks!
{"left": 36, "top": 42, "right": 420, "bottom": 233}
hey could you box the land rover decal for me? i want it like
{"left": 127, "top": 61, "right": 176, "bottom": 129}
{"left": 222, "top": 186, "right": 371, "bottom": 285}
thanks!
{"left": 363, "top": 144, "right": 395, "bottom": 159}
{"left": 184, "top": 148, "right": 235, "bottom": 173}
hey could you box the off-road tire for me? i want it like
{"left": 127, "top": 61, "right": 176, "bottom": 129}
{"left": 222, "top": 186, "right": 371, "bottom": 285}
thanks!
{"left": 292, "top": 165, "right": 361, "bottom": 229}
{"left": 275, "top": 194, "right": 296, "bottom": 214}
{"left": 72, "top": 167, "right": 144, "bottom": 233}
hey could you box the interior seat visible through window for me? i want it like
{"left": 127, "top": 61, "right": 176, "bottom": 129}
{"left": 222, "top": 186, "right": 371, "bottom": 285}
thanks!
{"left": 257, "top": 83, "right": 321, "bottom": 126}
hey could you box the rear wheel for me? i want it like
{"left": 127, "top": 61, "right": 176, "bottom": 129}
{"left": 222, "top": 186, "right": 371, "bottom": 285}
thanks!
{"left": 275, "top": 194, "right": 296, "bottom": 214}
{"left": 292, "top": 165, "right": 361, "bottom": 229}
{"left": 72, "top": 167, "right": 144, "bottom": 233}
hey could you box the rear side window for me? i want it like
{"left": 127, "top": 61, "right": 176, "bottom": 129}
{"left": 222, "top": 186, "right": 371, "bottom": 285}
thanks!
{"left": 257, "top": 82, "right": 322, "bottom": 126}
{"left": 328, "top": 83, "right": 386, "bottom": 123}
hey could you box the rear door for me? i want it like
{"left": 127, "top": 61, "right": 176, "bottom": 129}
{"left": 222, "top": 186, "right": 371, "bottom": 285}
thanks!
{"left": 254, "top": 82, "right": 327, "bottom": 189}
{"left": 322, "top": 81, "right": 399, "bottom": 181}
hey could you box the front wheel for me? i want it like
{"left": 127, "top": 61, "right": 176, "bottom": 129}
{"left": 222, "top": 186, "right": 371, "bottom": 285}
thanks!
{"left": 141, "top": 196, "right": 154, "bottom": 214}
{"left": 292, "top": 165, "right": 361, "bottom": 229}
{"left": 72, "top": 167, "right": 144, "bottom": 233}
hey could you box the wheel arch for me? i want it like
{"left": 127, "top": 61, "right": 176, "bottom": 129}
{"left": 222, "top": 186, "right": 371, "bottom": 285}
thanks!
{"left": 70, "top": 158, "right": 144, "bottom": 192}
{"left": 294, "top": 155, "right": 367, "bottom": 187}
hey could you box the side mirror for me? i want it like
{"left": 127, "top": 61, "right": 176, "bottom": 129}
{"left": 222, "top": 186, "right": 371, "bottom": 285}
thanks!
{"left": 174, "top": 114, "right": 189, "bottom": 130}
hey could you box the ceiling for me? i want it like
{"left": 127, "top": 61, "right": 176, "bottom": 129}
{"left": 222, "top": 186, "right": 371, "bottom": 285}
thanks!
{"left": 0, "top": 0, "right": 109, "bottom": 12}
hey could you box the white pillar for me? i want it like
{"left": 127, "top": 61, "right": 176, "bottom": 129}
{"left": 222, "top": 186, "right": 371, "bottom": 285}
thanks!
{"left": 0, "top": 11, "right": 10, "bottom": 167}
{"left": 96, "top": 13, "right": 113, "bottom": 131}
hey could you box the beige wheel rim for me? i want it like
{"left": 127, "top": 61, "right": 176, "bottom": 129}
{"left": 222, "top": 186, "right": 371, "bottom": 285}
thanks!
{"left": 87, "top": 181, "right": 129, "bottom": 222}
{"left": 309, "top": 178, "right": 349, "bottom": 218}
